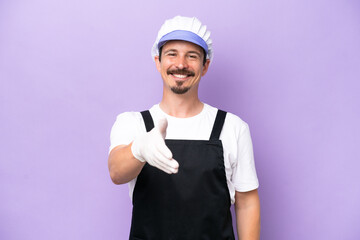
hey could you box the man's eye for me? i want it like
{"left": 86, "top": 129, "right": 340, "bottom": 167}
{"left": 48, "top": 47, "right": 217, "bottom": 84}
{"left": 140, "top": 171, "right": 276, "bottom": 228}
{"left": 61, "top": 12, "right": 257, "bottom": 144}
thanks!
{"left": 167, "top": 53, "right": 176, "bottom": 56}
{"left": 189, "top": 55, "right": 198, "bottom": 59}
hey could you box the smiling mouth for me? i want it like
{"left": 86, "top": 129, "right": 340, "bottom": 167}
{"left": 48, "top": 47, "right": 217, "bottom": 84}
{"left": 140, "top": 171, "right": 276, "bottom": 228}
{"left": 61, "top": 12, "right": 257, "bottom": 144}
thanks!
{"left": 172, "top": 74, "right": 188, "bottom": 79}
{"left": 167, "top": 70, "right": 195, "bottom": 79}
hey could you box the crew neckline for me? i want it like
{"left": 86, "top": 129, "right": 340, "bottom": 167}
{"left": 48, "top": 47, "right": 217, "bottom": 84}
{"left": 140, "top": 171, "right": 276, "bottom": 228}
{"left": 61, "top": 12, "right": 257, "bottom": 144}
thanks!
{"left": 155, "top": 103, "right": 208, "bottom": 120}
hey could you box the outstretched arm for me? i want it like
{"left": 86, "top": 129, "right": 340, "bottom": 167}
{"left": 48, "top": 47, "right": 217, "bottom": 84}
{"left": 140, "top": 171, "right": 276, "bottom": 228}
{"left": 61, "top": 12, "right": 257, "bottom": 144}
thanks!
{"left": 108, "top": 143, "right": 145, "bottom": 185}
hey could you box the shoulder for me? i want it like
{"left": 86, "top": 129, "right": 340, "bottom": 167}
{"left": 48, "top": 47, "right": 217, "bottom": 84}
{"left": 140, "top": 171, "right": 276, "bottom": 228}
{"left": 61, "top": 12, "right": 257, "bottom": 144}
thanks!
{"left": 205, "top": 103, "right": 249, "bottom": 138}
{"left": 114, "top": 111, "right": 142, "bottom": 124}
{"left": 111, "top": 104, "right": 160, "bottom": 133}
{"left": 224, "top": 112, "right": 249, "bottom": 136}
{"left": 110, "top": 111, "right": 145, "bottom": 134}
{"left": 110, "top": 111, "right": 144, "bottom": 140}
{"left": 109, "top": 110, "right": 148, "bottom": 153}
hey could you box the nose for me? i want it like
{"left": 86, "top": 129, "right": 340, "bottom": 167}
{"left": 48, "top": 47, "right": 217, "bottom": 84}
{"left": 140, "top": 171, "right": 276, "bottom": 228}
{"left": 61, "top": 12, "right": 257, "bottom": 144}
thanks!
{"left": 175, "top": 55, "right": 188, "bottom": 69}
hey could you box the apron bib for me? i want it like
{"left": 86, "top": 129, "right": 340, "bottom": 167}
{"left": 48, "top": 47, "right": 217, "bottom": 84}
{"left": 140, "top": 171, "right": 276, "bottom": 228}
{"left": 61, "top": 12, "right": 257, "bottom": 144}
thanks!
{"left": 129, "top": 110, "right": 235, "bottom": 240}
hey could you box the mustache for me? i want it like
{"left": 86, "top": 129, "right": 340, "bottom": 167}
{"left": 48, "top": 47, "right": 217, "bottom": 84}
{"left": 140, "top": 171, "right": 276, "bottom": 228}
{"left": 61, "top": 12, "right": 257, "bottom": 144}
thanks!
{"left": 167, "top": 69, "right": 195, "bottom": 76}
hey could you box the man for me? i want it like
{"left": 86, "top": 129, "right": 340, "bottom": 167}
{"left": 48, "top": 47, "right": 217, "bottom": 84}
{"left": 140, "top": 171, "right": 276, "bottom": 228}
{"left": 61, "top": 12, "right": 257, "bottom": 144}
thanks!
{"left": 108, "top": 16, "right": 260, "bottom": 240}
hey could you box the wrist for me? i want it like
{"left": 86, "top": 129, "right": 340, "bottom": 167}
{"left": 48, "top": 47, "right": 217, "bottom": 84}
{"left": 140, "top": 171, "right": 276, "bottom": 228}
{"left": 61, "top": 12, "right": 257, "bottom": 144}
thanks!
{"left": 130, "top": 140, "right": 146, "bottom": 163}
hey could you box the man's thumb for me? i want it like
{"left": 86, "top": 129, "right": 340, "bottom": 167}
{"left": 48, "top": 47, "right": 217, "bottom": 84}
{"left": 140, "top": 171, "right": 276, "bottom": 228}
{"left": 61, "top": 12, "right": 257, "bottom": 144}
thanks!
{"left": 157, "top": 117, "right": 168, "bottom": 138}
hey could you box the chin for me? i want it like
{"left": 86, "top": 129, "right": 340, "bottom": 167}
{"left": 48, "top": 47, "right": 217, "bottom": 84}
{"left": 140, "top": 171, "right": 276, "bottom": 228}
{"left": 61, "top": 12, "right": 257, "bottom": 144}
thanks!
{"left": 171, "top": 87, "right": 190, "bottom": 94}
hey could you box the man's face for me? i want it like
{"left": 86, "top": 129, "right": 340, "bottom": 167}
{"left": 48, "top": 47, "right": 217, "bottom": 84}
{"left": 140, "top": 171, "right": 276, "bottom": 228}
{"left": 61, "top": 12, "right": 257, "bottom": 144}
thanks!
{"left": 155, "top": 40, "right": 210, "bottom": 95}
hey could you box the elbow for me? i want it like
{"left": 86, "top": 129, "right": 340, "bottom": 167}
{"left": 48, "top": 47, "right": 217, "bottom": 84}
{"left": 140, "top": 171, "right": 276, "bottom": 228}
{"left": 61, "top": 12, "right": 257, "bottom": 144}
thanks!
{"left": 110, "top": 172, "right": 121, "bottom": 185}
{"left": 108, "top": 145, "right": 140, "bottom": 185}
{"left": 108, "top": 149, "right": 128, "bottom": 185}
{"left": 109, "top": 168, "right": 127, "bottom": 185}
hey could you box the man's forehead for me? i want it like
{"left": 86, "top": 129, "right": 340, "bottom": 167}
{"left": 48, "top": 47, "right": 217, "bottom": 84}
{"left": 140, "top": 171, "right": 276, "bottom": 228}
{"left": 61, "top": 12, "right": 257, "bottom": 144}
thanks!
{"left": 162, "top": 40, "right": 204, "bottom": 53}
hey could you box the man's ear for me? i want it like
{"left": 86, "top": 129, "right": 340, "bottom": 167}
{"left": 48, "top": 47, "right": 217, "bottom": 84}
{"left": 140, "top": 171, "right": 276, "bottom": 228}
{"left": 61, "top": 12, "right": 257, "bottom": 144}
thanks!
{"left": 201, "top": 59, "right": 210, "bottom": 77}
{"left": 154, "top": 56, "right": 161, "bottom": 72}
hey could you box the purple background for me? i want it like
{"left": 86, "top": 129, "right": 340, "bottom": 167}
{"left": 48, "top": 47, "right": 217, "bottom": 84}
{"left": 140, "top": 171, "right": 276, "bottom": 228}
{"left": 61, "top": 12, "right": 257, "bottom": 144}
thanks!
{"left": 1, "top": 0, "right": 359, "bottom": 239}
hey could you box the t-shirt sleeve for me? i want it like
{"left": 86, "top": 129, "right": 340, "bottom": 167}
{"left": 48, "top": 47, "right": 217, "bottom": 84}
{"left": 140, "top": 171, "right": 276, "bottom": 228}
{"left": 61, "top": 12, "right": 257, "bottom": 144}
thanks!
{"left": 108, "top": 112, "right": 143, "bottom": 154}
{"left": 232, "top": 122, "right": 259, "bottom": 192}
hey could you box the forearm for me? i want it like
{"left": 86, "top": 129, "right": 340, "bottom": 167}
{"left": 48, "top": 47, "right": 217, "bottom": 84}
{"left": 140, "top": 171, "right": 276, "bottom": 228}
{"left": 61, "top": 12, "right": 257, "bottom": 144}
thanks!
{"left": 235, "top": 190, "right": 261, "bottom": 240}
{"left": 108, "top": 143, "right": 145, "bottom": 184}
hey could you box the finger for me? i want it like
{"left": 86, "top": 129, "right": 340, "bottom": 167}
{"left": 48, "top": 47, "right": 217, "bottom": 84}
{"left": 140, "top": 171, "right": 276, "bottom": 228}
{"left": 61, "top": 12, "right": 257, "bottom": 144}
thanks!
{"left": 172, "top": 161, "right": 179, "bottom": 174}
{"left": 154, "top": 143, "right": 179, "bottom": 171}
{"left": 150, "top": 156, "right": 175, "bottom": 174}
{"left": 155, "top": 140, "right": 173, "bottom": 159}
{"left": 168, "top": 158, "right": 179, "bottom": 173}
{"left": 154, "top": 163, "right": 173, "bottom": 174}
{"left": 170, "top": 159, "right": 179, "bottom": 170}
{"left": 153, "top": 151, "right": 178, "bottom": 170}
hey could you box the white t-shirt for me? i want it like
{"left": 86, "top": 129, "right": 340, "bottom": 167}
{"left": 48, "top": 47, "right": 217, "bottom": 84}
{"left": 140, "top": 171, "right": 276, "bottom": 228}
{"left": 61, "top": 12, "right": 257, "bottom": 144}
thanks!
{"left": 109, "top": 103, "right": 259, "bottom": 204}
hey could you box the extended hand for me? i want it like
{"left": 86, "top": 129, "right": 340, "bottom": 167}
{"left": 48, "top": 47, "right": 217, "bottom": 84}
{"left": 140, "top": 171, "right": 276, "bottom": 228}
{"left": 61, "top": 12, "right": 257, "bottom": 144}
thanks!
{"left": 131, "top": 118, "right": 179, "bottom": 174}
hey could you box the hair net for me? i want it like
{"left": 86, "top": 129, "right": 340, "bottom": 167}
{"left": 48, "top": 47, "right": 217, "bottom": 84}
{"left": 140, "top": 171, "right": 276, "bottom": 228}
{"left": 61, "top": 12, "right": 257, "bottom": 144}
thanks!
{"left": 151, "top": 16, "right": 213, "bottom": 61}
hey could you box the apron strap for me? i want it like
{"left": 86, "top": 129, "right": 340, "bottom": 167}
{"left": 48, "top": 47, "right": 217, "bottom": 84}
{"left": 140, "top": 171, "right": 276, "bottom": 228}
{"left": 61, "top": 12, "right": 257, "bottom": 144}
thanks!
{"left": 141, "top": 109, "right": 227, "bottom": 139}
{"left": 140, "top": 110, "right": 154, "bottom": 132}
{"left": 209, "top": 110, "right": 227, "bottom": 140}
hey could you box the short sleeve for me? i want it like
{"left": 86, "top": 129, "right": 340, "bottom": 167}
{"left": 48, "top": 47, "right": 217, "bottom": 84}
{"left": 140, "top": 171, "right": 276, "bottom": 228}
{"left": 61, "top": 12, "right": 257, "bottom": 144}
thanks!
{"left": 232, "top": 123, "right": 259, "bottom": 192}
{"left": 108, "top": 112, "right": 143, "bottom": 154}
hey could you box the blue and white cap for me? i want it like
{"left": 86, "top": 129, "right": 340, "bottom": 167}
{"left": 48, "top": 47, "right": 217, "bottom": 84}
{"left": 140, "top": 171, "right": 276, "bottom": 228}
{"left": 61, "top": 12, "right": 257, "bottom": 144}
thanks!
{"left": 151, "top": 16, "right": 213, "bottom": 61}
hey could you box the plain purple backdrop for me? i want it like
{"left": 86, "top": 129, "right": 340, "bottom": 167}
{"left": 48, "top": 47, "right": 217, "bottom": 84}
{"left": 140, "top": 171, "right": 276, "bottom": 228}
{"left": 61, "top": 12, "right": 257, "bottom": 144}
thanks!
{"left": 1, "top": 0, "right": 359, "bottom": 239}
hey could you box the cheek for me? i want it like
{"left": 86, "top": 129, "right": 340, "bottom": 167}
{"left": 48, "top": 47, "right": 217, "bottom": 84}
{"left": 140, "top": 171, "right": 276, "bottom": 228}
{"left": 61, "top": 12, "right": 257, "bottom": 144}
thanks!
{"left": 155, "top": 58, "right": 164, "bottom": 73}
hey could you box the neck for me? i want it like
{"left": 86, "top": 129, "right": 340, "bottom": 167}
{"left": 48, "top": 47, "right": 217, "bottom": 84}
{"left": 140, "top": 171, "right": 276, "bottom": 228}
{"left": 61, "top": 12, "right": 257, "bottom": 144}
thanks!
{"left": 160, "top": 87, "right": 204, "bottom": 118}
